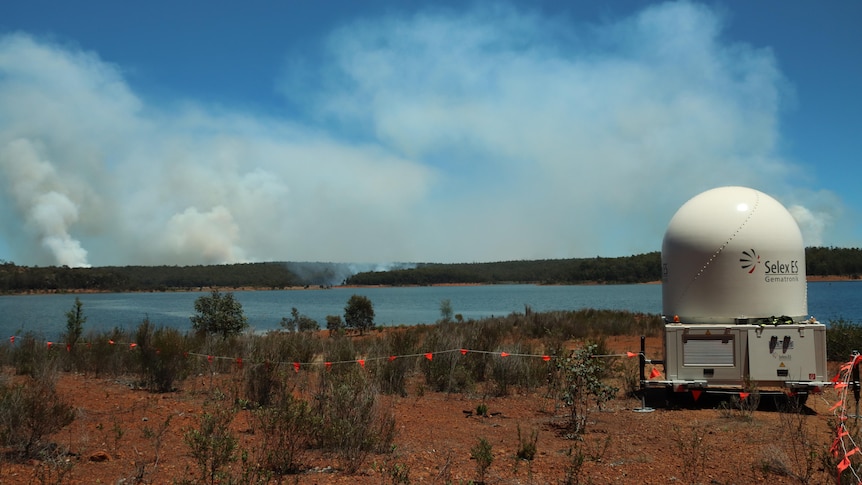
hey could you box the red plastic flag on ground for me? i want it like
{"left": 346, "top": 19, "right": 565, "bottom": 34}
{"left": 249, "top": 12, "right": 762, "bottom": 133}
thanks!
{"left": 325, "top": 362, "right": 332, "bottom": 371}
{"left": 130, "top": 343, "right": 137, "bottom": 350}
{"left": 47, "top": 341, "right": 53, "bottom": 349}
{"left": 207, "top": 355, "right": 213, "bottom": 363}
{"left": 424, "top": 353, "right": 433, "bottom": 361}
{"left": 691, "top": 390, "right": 702, "bottom": 402}
{"left": 542, "top": 355, "right": 551, "bottom": 362}
{"left": 500, "top": 352, "right": 510, "bottom": 358}
{"left": 293, "top": 362, "right": 300, "bottom": 373}
{"left": 831, "top": 400, "right": 844, "bottom": 412}
{"left": 649, "top": 367, "right": 661, "bottom": 379}
{"left": 838, "top": 456, "right": 851, "bottom": 478}
{"left": 626, "top": 351, "right": 637, "bottom": 358}
{"left": 236, "top": 357, "right": 243, "bottom": 369}
{"left": 388, "top": 355, "right": 397, "bottom": 362}
{"left": 66, "top": 344, "right": 71, "bottom": 352}
{"left": 739, "top": 392, "right": 750, "bottom": 400}
{"left": 358, "top": 359, "right": 365, "bottom": 368}
{"left": 831, "top": 437, "right": 842, "bottom": 457}
{"left": 460, "top": 349, "right": 468, "bottom": 355}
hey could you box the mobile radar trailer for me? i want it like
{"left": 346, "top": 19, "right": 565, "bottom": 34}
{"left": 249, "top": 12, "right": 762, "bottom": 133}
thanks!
{"left": 645, "top": 186, "right": 830, "bottom": 403}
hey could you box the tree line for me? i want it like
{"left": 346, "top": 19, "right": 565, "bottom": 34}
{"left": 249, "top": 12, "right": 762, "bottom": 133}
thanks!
{"left": 1, "top": 247, "right": 860, "bottom": 293}
{"left": 346, "top": 247, "right": 862, "bottom": 285}
{"left": 346, "top": 253, "right": 663, "bottom": 286}
{"left": 0, "top": 262, "right": 303, "bottom": 293}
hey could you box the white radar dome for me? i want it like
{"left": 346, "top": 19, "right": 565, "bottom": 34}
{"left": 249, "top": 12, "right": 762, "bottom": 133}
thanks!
{"left": 661, "top": 186, "right": 807, "bottom": 324}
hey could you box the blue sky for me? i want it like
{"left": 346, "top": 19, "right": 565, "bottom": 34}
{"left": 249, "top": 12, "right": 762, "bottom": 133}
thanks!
{"left": 0, "top": 1, "right": 859, "bottom": 267}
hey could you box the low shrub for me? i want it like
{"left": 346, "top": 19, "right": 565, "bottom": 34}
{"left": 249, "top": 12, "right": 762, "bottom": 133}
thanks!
{"left": 183, "top": 389, "right": 238, "bottom": 485}
{"left": 554, "top": 342, "right": 618, "bottom": 436}
{"left": 251, "top": 391, "right": 313, "bottom": 475}
{"left": 0, "top": 374, "right": 75, "bottom": 459}
{"left": 826, "top": 318, "right": 862, "bottom": 361}
{"left": 136, "top": 319, "right": 191, "bottom": 392}
{"left": 470, "top": 437, "right": 493, "bottom": 484}
{"left": 312, "top": 367, "right": 396, "bottom": 472}
{"left": 11, "top": 332, "right": 58, "bottom": 378}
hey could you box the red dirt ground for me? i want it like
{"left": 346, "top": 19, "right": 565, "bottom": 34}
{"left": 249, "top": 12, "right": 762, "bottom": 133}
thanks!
{"left": 0, "top": 335, "right": 853, "bottom": 484}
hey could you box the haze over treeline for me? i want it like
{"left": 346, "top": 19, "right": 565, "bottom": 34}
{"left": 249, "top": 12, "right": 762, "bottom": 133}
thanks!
{"left": 1, "top": 247, "right": 860, "bottom": 294}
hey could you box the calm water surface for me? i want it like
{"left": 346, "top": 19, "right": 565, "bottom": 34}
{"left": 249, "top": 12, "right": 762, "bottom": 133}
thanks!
{"left": 1, "top": 282, "right": 860, "bottom": 339}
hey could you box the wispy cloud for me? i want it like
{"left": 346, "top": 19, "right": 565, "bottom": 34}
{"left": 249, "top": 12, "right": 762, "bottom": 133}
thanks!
{"left": 0, "top": 2, "right": 839, "bottom": 267}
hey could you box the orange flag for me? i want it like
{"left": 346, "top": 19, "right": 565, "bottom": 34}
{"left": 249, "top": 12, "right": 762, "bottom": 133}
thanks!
{"left": 542, "top": 355, "right": 551, "bottom": 362}
{"left": 649, "top": 368, "right": 661, "bottom": 379}
{"left": 358, "top": 359, "right": 365, "bottom": 368}
{"left": 739, "top": 392, "right": 750, "bottom": 400}
{"left": 691, "top": 390, "right": 702, "bottom": 402}
{"left": 424, "top": 353, "right": 433, "bottom": 360}
{"left": 626, "top": 351, "right": 637, "bottom": 358}
{"left": 500, "top": 352, "right": 510, "bottom": 358}
{"left": 460, "top": 349, "right": 468, "bottom": 355}
{"left": 292, "top": 362, "right": 300, "bottom": 373}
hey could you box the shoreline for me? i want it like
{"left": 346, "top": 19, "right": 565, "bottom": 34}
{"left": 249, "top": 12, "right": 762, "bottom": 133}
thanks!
{"left": 2, "top": 275, "right": 858, "bottom": 296}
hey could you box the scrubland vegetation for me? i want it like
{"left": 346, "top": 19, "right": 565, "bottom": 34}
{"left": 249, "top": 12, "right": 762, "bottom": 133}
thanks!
{"left": 1, "top": 293, "right": 861, "bottom": 483}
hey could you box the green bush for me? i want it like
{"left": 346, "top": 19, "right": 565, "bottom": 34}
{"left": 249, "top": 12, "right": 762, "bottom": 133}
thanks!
{"left": 136, "top": 319, "right": 191, "bottom": 392}
{"left": 251, "top": 391, "right": 313, "bottom": 474}
{"left": 470, "top": 437, "right": 494, "bottom": 484}
{"left": 555, "top": 342, "right": 618, "bottom": 436}
{"left": 0, "top": 374, "right": 75, "bottom": 459}
{"left": 369, "top": 329, "right": 419, "bottom": 396}
{"left": 80, "top": 327, "right": 133, "bottom": 377}
{"left": 420, "top": 327, "right": 471, "bottom": 393}
{"left": 184, "top": 389, "right": 238, "bottom": 485}
{"left": 312, "top": 368, "right": 396, "bottom": 472}
{"left": 826, "top": 318, "right": 862, "bottom": 361}
{"left": 11, "top": 332, "right": 58, "bottom": 378}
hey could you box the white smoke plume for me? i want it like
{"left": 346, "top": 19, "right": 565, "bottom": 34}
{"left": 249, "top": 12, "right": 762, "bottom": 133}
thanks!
{"left": 0, "top": 3, "right": 846, "bottom": 267}
{"left": 789, "top": 205, "right": 827, "bottom": 247}
{"left": 0, "top": 138, "right": 91, "bottom": 267}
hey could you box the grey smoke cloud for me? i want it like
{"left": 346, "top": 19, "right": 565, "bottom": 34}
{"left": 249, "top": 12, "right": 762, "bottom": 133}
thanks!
{"left": 0, "top": 3, "right": 841, "bottom": 267}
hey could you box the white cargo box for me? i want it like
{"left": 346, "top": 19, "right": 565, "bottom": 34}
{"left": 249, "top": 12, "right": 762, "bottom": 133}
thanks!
{"left": 663, "top": 323, "right": 828, "bottom": 390}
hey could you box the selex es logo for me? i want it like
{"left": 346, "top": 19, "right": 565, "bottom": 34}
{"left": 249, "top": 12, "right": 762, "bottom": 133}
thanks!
{"left": 740, "top": 249, "right": 760, "bottom": 274}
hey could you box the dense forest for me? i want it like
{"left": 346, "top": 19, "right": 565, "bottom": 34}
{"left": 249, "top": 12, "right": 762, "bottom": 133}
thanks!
{"left": 346, "top": 253, "right": 662, "bottom": 285}
{"left": 1, "top": 247, "right": 860, "bottom": 293}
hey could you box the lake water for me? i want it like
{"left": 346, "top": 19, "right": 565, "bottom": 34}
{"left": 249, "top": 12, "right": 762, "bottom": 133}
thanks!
{"left": 1, "top": 281, "right": 860, "bottom": 339}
